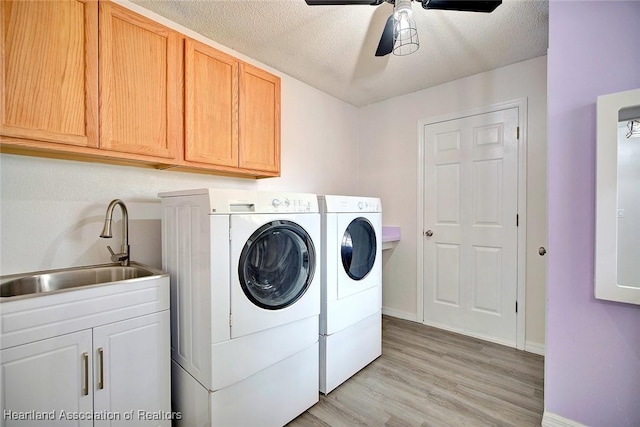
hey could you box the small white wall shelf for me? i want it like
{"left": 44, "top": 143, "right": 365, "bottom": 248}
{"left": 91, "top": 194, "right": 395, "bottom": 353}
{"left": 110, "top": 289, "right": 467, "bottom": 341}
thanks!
{"left": 382, "top": 226, "right": 401, "bottom": 250}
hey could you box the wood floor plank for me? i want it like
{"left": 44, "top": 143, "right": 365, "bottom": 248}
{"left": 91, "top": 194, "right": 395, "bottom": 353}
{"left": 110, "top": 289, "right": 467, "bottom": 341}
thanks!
{"left": 288, "top": 316, "right": 544, "bottom": 427}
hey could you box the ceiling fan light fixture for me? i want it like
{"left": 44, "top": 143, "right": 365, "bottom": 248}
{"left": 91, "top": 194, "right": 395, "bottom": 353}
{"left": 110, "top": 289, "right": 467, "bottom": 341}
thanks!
{"left": 393, "top": 0, "right": 419, "bottom": 56}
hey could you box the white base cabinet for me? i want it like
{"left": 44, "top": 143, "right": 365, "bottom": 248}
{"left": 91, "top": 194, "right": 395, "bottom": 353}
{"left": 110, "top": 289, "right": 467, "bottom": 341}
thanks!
{"left": 0, "top": 266, "right": 171, "bottom": 427}
{"left": 1, "top": 311, "right": 170, "bottom": 427}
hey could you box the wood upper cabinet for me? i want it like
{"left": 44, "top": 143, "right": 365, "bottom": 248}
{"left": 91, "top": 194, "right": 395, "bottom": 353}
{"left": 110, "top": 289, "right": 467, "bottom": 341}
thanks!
{"left": 0, "top": 0, "right": 98, "bottom": 147}
{"left": 184, "top": 39, "right": 238, "bottom": 167}
{"left": 184, "top": 39, "right": 281, "bottom": 175}
{"left": 1, "top": 1, "right": 279, "bottom": 177}
{"left": 99, "top": 2, "right": 181, "bottom": 159}
{"left": 239, "top": 63, "right": 281, "bottom": 174}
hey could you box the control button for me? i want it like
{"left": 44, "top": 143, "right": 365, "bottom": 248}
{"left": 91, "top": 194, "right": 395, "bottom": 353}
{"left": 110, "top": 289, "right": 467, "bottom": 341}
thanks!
{"left": 284, "top": 198, "right": 290, "bottom": 207}
{"left": 272, "top": 199, "right": 281, "bottom": 208}
{"left": 358, "top": 202, "right": 364, "bottom": 209}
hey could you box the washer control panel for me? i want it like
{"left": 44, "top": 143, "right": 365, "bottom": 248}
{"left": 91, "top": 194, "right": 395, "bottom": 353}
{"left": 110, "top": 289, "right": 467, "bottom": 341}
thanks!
{"left": 320, "top": 195, "right": 382, "bottom": 213}
{"left": 259, "top": 192, "right": 318, "bottom": 213}
{"left": 270, "top": 197, "right": 311, "bottom": 211}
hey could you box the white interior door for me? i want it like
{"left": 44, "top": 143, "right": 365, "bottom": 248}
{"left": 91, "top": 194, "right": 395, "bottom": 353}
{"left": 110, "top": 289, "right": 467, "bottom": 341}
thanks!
{"left": 422, "top": 108, "right": 519, "bottom": 346}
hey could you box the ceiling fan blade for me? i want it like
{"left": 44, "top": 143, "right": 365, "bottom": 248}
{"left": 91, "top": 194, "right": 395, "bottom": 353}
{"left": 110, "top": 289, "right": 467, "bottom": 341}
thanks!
{"left": 421, "top": 0, "right": 502, "bottom": 13}
{"left": 305, "top": 0, "right": 384, "bottom": 5}
{"left": 375, "top": 14, "right": 395, "bottom": 57}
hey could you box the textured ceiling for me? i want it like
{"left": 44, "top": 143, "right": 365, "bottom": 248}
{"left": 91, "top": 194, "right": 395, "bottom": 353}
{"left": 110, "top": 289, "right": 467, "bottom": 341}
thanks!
{"left": 132, "top": 0, "right": 549, "bottom": 107}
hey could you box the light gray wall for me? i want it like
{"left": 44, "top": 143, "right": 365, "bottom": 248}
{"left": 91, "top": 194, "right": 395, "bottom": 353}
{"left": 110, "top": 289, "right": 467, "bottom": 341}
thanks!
{"left": 358, "top": 56, "right": 548, "bottom": 349}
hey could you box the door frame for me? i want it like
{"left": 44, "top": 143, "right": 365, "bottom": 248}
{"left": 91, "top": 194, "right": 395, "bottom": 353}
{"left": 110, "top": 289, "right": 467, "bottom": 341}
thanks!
{"left": 416, "top": 98, "right": 528, "bottom": 350}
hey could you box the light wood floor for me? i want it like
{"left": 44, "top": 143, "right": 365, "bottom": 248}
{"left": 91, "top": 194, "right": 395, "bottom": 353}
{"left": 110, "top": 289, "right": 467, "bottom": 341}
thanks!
{"left": 289, "top": 316, "right": 544, "bottom": 427}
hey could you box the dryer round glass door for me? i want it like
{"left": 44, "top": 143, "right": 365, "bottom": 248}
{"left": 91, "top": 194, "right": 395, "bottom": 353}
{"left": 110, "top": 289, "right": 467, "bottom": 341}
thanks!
{"left": 341, "top": 217, "right": 377, "bottom": 280}
{"left": 238, "top": 220, "right": 316, "bottom": 310}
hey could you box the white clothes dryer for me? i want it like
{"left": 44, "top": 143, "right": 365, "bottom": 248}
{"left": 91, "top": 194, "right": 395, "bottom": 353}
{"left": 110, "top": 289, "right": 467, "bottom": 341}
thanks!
{"left": 318, "top": 195, "right": 382, "bottom": 394}
{"left": 159, "top": 188, "right": 320, "bottom": 427}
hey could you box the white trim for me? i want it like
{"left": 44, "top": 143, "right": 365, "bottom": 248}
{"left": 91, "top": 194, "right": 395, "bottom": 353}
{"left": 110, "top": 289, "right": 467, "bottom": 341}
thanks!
{"left": 416, "top": 98, "right": 528, "bottom": 350}
{"left": 542, "top": 411, "right": 587, "bottom": 427}
{"left": 524, "top": 341, "right": 545, "bottom": 356}
{"left": 382, "top": 307, "right": 418, "bottom": 322}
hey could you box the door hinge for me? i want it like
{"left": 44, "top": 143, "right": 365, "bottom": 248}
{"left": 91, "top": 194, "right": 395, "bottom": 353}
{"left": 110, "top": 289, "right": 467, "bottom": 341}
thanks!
{"left": 515, "top": 301, "right": 518, "bottom": 313}
{"left": 516, "top": 214, "right": 519, "bottom": 227}
{"left": 229, "top": 313, "right": 233, "bottom": 327}
{"left": 516, "top": 126, "right": 520, "bottom": 139}
{"left": 229, "top": 225, "right": 232, "bottom": 241}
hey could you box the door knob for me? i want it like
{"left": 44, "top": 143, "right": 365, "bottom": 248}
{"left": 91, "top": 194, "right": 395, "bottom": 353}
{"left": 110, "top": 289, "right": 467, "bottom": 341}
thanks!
{"left": 425, "top": 230, "right": 433, "bottom": 237}
{"left": 539, "top": 247, "right": 547, "bottom": 256}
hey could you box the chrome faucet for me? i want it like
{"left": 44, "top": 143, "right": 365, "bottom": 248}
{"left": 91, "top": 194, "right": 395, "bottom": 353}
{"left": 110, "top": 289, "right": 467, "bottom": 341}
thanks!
{"left": 99, "top": 199, "right": 130, "bottom": 266}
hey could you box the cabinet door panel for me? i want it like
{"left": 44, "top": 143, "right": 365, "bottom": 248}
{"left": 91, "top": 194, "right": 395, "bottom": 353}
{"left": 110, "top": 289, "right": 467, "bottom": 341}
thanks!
{"left": 0, "top": 330, "right": 93, "bottom": 427}
{"left": 93, "top": 311, "right": 171, "bottom": 427}
{"left": 184, "top": 39, "right": 238, "bottom": 167}
{"left": 0, "top": 0, "right": 98, "bottom": 147}
{"left": 239, "top": 63, "right": 280, "bottom": 174}
{"left": 99, "top": 2, "right": 180, "bottom": 159}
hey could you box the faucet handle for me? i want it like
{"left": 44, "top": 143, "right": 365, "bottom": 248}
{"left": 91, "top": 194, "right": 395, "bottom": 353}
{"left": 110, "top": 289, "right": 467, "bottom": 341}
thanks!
{"left": 106, "top": 245, "right": 127, "bottom": 263}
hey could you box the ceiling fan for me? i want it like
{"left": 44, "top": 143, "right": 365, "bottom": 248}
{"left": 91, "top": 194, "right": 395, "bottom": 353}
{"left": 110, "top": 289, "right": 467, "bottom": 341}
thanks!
{"left": 305, "top": 0, "right": 502, "bottom": 57}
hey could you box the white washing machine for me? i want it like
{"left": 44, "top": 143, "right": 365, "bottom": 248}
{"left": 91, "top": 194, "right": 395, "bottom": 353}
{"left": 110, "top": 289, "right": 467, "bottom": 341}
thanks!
{"left": 159, "top": 188, "right": 321, "bottom": 427}
{"left": 318, "top": 195, "right": 382, "bottom": 394}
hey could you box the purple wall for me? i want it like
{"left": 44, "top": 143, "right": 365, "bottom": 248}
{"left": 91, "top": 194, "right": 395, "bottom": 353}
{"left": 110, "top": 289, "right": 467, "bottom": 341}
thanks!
{"left": 547, "top": 1, "right": 640, "bottom": 425}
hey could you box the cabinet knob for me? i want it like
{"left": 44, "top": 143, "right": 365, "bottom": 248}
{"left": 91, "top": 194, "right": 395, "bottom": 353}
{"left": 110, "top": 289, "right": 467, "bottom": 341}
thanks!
{"left": 425, "top": 230, "right": 434, "bottom": 237}
{"left": 539, "top": 247, "right": 547, "bottom": 256}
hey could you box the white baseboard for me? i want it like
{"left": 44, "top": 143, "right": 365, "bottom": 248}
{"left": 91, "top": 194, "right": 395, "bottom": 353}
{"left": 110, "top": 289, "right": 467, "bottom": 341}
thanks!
{"left": 381, "top": 307, "right": 417, "bottom": 322}
{"left": 525, "top": 341, "right": 545, "bottom": 356}
{"left": 542, "top": 411, "right": 586, "bottom": 427}
{"left": 421, "top": 319, "right": 515, "bottom": 348}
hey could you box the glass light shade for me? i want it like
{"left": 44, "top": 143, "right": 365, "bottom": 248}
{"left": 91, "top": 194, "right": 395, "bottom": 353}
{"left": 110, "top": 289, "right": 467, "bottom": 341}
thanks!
{"left": 393, "top": 0, "right": 419, "bottom": 56}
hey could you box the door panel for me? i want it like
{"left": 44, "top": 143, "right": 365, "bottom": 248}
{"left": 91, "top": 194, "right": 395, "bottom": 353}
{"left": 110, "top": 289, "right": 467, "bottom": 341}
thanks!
{"left": 184, "top": 39, "right": 238, "bottom": 167}
{"left": 99, "top": 2, "right": 180, "bottom": 159}
{"left": 93, "top": 312, "right": 171, "bottom": 427}
{"left": 1, "top": 0, "right": 98, "bottom": 147}
{"left": 423, "top": 108, "right": 518, "bottom": 346}
{"left": 0, "top": 330, "right": 93, "bottom": 427}
{"left": 435, "top": 243, "right": 460, "bottom": 306}
{"left": 239, "top": 63, "right": 280, "bottom": 173}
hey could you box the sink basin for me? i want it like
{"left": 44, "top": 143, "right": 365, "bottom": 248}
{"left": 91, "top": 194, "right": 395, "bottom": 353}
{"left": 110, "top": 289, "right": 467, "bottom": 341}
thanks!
{"left": 0, "top": 263, "right": 165, "bottom": 300}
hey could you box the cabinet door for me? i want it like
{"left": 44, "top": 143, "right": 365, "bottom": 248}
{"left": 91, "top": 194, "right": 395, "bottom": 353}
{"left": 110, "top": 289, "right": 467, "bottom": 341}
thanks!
{"left": 0, "top": 0, "right": 98, "bottom": 147}
{"left": 239, "top": 63, "right": 281, "bottom": 174}
{"left": 184, "top": 39, "right": 239, "bottom": 167}
{"left": 0, "top": 330, "right": 93, "bottom": 427}
{"left": 93, "top": 311, "right": 171, "bottom": 427}
{"left": 99, "top": 2, "right": 181, "bottom": 160}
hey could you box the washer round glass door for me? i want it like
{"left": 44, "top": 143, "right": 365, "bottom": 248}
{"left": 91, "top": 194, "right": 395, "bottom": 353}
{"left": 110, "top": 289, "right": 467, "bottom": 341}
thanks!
{"left": 341, "top": 217, "right": 377, "bottom": 280}
{"left": 238, "top": 220, "right": 316, "bottom": 310}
